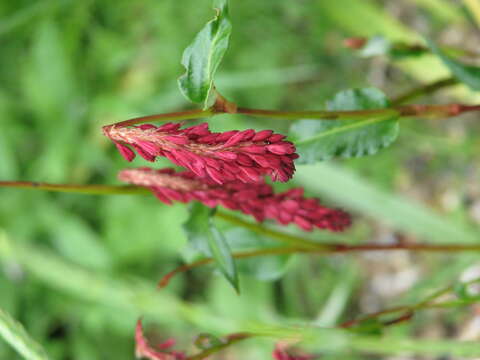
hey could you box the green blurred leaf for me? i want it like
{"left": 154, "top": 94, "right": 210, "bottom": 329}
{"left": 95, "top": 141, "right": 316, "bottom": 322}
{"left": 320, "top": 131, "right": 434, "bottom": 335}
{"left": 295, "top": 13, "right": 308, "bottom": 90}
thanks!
{"left": 0, "top": 306, "right": 50, "bottom": 360}
{"left": 427, "top": 39, "right": 480, "bottom": 91}
{"left": 290, "top": 88, "right": 399, "bottom": 163}
{"left": 183, "top": 203, "right": 239, "bottom": 292}
{"left": 178, "top": 0, "right": 231, "bottom": 108}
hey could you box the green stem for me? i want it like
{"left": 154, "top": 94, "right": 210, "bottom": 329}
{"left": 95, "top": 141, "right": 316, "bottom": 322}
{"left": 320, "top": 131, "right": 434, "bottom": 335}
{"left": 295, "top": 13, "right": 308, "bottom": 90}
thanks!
{"left": 236, "top": 107, "right": 399, "bottom": 120}
{"left": 4, "top": 181, "right": 480, "bottom": 254}
{"left": 158, "top": 246, "right": 312, "bottom": 288}
{"left": 0, "top": 181, "right": 149, "bottom": 195}
{"left": 340, "top": 277, "right": 480, "bottom": 328}
{"left": 236, "top": 104, "right": 480, "bottom": 120}
{"left": 158, "top": 240, "right": 480, "bottom": 287}
{"left": 104, "top": 100, "right": 480, "bottom": 130}
{"left": 391, "top": 77, "right": 459, "bottom": 106}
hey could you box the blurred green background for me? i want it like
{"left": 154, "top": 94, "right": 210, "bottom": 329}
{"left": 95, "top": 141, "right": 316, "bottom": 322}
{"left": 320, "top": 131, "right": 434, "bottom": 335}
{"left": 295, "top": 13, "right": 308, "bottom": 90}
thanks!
{"left": 1, "top": 0, "right": 480, "bottom": 359}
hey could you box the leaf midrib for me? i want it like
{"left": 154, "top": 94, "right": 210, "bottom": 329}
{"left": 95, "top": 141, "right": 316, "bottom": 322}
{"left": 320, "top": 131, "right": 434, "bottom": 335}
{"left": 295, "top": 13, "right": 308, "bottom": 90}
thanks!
{"left": 296, "top": 114, "right": 398, "bottom": 146}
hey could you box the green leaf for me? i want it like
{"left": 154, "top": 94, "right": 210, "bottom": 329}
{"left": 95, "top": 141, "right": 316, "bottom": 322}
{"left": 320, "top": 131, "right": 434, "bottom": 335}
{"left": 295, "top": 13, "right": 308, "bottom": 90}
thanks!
{"left": 224, "top": 228, "right": 291, "bottom": 281}
{"left": 183, "top": 202, "right": 239, "bottom": 292}
{"left": 0, "top": 306, "right": 50, "bottom": 360}
{"left": 427, "top": 39, "right": 480, "bottom": 91}
{"left": 289, "top": 88, "right": 399, "bottom": 164}
{"left": 178, "top": 0, "right": 231, "bottom": 108}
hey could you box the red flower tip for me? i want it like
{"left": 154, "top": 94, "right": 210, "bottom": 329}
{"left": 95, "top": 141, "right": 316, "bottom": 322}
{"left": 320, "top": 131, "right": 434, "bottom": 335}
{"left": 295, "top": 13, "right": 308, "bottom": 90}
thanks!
{"left": 103, "top": 122, "right": 298, "bottom": 184}
{"left": 135, "top": 319, "right": 185, "bottom": 360}
{"left": 119, "top": 167, "right": 351, "bottom": 232}
{"left": 273, "top": 342, "right": 314, "bottom": 360}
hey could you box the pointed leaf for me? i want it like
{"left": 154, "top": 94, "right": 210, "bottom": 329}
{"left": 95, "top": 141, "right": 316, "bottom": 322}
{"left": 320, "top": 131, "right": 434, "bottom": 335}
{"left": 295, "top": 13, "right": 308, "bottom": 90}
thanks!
{"left": 182, "top": 202, "right": 239, "bottom": 292}
{"left": 427, "top": 39, "right": 480, "bottom": 91}
{"left": 178, "top": 0, "right": 231, "bottom": 108}
{"left": 289, "top": 88, "right": 399, "bottom": 164}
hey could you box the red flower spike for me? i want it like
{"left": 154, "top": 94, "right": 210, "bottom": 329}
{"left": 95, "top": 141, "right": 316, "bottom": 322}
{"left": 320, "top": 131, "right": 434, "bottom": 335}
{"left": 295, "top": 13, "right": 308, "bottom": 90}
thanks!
{"left": 103, "top": 122, "right": 298, "bottom": 184}
{"left": 119, "top": 167, "right": 351, "bottom": 232}
{"left": 272, "top": 343, "right": 314, "bottom": 360}
{"left": 135, "top": 319, "right": 185, "bottom": 360}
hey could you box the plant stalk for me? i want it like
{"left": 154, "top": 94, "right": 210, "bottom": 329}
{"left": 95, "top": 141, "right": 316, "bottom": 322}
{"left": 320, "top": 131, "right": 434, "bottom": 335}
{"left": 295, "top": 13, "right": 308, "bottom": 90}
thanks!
{"left": 102, "top": 101, "right": 480, "bottom": 129}
{"left": 105, "top": 108, "right": 214, "bottom": 128}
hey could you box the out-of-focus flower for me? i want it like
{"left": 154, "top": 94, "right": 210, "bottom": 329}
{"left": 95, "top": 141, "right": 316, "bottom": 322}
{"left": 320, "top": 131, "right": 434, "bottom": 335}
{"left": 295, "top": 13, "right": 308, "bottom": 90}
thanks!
{"left": 119, "top": 167, "right": 351, "bottom": 232}
{"left": 343, "top": 36, "right": 367, "bottom": 49}
{"left": 273, "top": 342, "right": 314, "bottom": 360}
{"left": 135, "top": 319, "right": 185, "bottom": 360}
{"left": 103, "top": 122, "right": 298, "bottom": 184}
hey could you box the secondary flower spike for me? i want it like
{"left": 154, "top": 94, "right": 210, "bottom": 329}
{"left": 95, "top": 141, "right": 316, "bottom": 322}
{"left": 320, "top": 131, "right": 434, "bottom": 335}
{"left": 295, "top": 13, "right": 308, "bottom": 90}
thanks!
{"left": 103, "top": 122, "right": 298, "bottom": 184}
{"left": 119, "top": 167, "right": 351, "bottom": 232}
{"left": 135, "top": 319, "right": 184, "bottom": 360}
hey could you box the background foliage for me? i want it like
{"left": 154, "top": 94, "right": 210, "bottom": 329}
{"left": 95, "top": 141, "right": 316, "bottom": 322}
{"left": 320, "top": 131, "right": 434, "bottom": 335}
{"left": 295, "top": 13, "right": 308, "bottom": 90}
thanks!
{"left": 1, "top": 0, "right": 480, "bottom": 359}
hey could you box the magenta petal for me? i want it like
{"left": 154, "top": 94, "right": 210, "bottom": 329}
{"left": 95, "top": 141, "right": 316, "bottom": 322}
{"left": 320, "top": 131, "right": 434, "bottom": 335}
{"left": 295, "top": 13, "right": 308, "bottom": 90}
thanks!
{"left": 222, "top": 131, "right": 245, "bottom": 147}
{"left": 252, "top": 129, "right": 273, "bottom": 141}
{"left": 132, "top": 144, "right": 156, "bottom": 162}
{"left": 163, "top": 135, "right": 189, "bottom": 145}
{"left": 114, "top": 142, "right": 136, "bottom": 161}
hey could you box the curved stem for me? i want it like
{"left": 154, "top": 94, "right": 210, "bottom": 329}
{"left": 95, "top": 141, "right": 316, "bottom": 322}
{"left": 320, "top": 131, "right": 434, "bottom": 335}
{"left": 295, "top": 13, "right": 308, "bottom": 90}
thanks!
{"left": 106, "top": 108, "right": 214, "bottom": 128}
{"left": 104, "top": 101, "right": 480, "bottom": 130}
{"left": 158, "top": 247, "right": 305, "bottom": 288}
{"left": 340, "top": 277, "right": 480, "bottom": 328}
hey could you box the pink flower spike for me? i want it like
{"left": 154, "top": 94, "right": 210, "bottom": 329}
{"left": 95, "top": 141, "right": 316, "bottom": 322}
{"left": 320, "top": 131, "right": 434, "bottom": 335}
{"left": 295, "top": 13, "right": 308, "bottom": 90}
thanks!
{"left": 135, "top": 319, "right": 184, "bottom": 360}
{"left": 119, "top": 167, "right": 351, "bottom": 232}
{"left": 103, "top": 122, "right": 298, "bottom": 184}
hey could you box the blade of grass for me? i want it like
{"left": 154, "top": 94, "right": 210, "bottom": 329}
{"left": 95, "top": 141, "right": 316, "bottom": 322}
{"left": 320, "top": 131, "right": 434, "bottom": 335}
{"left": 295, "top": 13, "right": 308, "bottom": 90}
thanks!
{"left": 0, "top": 307, "right": 50, "bottom": 360}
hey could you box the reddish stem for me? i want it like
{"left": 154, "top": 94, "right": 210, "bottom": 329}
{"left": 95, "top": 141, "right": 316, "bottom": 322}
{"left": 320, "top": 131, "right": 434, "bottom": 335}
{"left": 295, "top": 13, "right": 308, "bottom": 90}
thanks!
{"left": 159, "top": 242, "right": 480, "bottom": 288}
